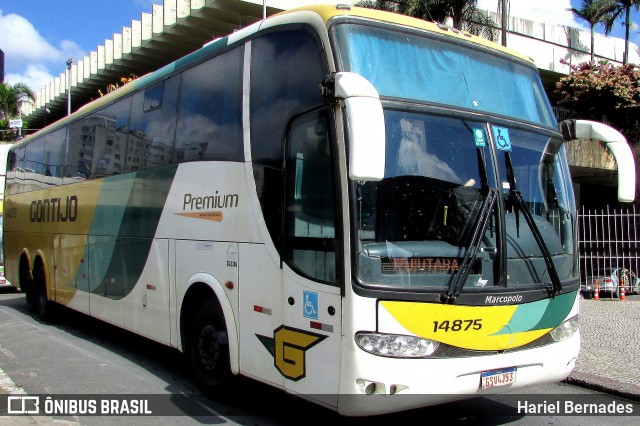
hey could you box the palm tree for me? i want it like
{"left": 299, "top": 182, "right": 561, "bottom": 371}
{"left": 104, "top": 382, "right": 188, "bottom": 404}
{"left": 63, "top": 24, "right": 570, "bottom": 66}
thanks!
{"left": 354, "top": 0, "right": 402, "bottom": 12}
{"left": 568, "top": 0, "right": 618, "bottom": 62}
{"left": 601, "top": 0, "right": 640, "bottom": 64}
{"left": 356, "top": 0, "right": 498, "bottom": 41}
{"left": 0, "top": 82, "right": 35, "bottom": 124}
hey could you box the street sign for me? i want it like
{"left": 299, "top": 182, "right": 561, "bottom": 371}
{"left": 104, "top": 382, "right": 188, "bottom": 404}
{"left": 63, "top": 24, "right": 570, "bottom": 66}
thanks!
{"left": 9, "top": 119, "right": 23, "bottom": 128}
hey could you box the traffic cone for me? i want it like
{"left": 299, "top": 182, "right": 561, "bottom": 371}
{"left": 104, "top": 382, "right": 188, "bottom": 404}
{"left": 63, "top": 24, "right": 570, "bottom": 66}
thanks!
{"left": 620, "top": 284, "right": 626, "bottom": 301}
{"left": 594, "top": 280, "right": 600, "bottom": 301}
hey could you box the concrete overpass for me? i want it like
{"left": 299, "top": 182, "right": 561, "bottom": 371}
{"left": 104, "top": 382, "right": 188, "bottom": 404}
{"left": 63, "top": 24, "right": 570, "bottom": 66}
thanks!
{"left": 22, "top": 0, "right": 283, "bottom": 127}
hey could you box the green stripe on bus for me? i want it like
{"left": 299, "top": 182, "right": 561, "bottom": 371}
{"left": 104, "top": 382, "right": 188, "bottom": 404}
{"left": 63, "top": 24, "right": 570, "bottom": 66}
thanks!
{"left": 530, "top": 291, "right": 576, "bottom": 330}
{"left": 491, "top": 291, "right": 576, "bottom": 335}
{"left": 89, "top": 164, "right": 178, "bottom": 299}
{"left": 75, "top": 174, "right": 137, "bottom": 293}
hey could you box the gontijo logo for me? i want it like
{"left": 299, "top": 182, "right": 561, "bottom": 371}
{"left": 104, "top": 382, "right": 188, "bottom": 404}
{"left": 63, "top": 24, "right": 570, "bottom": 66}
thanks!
{"left": 175, "top": 192, "right": 239, "bottom": 222}
{"left": 30, "top": 196, "right": 78, "bottom": 223}
{"left": 256, "top": 326, "right": 327, "bottom": 381}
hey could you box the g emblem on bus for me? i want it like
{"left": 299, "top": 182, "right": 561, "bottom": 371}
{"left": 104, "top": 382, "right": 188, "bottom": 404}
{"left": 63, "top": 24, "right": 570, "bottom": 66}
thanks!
{"left": 256, "top": 326, "right": 326, "bottom": 381}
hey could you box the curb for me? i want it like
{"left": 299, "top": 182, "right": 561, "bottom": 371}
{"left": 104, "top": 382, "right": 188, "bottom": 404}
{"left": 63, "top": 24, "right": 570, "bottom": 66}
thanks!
{"left": 0, "top": 367, "right": 79, "bottom": 425}
{"left": 0, "top": 368, "right": 27, "bottom": 396}
{"left": 565, "top": 371, "right": 640, "bottom": 403}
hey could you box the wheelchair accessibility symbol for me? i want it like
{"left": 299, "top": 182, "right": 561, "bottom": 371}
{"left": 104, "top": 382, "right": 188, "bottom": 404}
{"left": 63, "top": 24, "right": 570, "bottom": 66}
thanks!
{"left": 303, "top": 290, "right": 318, "bottom": 320}
{"left": 492, "top": 126, "right": 512, "bottom": 151}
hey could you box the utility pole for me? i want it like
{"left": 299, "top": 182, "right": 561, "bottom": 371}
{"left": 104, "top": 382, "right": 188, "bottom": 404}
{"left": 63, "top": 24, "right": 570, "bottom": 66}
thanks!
{"left": 66, "top": 58, "right": 74, "bottom": 116}
{"left": 500, "top": 0, "right": 509, "bottom": 47}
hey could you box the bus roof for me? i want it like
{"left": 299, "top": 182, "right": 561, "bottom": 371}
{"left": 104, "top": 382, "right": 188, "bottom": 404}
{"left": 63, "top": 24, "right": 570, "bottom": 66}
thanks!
{"left": 281, "top": 5, "right": 533, "bottom": 64}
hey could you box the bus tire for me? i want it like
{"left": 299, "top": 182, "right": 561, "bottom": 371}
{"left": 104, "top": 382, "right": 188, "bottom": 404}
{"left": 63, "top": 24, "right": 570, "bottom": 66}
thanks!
{"left": 25, "top": 275, "right": 37, "bottom": 314}
{"left": 34, "top": 265, "right": 53, "bottom": 321}
{"left": 188, "top": 298, "right": 232, "bottom": 396}
{"left": 21, "top": 260, "right": 37, "bottom": 314}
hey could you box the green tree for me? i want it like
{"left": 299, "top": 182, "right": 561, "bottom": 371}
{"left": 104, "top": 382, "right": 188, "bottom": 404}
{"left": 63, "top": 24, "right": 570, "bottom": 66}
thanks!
{"left": 0, "top": 82, "right": 35, "bottom": 121}
{"left": 354, "top": 0, "right": 400, "bottom": 12}
{"left": 554, "top": 60, "right": 640, "bottom": 143}
{"left": 601, "top": 0, "right": 640, "bottom": 64}
{"left": 355, "top": 0, "right": 498, "bottom": 41}
{"left": 0, "top": 82, "right": 35, "bottom": 140}
{"left": 568, "top": 0, "right": 618, "bottom": 62}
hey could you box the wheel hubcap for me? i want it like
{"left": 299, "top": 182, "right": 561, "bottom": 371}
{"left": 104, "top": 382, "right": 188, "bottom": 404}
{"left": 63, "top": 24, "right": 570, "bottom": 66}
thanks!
{"left": 197, "top": 324, "right": 220, "bottom": 371}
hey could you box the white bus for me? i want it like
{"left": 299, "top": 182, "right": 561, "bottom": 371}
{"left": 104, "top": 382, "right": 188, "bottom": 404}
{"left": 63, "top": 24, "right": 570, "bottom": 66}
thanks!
{"left": 3, "top": 5, "right": 636, "bottom": 416}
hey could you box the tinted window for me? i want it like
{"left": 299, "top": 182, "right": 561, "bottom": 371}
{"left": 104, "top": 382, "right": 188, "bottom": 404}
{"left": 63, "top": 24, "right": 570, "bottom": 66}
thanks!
{"left": 250, "top": 29, "right": 327, "bottom": 251}
{"left": 285, "top": 109, "right": 338, "bottom": 284}
{"left": 251, "top": 30, "right": 326, "bottom": 165}
{"left": 131, "top": 77, "right": 179, "bottom": 170}
{"left": 67, "top": 99, "right": 131, "bottom": 179}
{"left": 334, "top": 23, "right": 556, "bottom": 128}
{"left": 25, "top": 137, "right": 45, "bottom": 175}
{"left": 175, "top": 46, "right": 243, "bottom": 162}
{"left": 10, "top": 128, "right": 68, "bottom": 191}
{"left": 144, "top": 84, "right": 163, "bottom": 112}
{"left": 6, "top": 146, "right": 25, "bottom": 195}
{"left": 43, "top": 128, "right": 67, "bottom": 178}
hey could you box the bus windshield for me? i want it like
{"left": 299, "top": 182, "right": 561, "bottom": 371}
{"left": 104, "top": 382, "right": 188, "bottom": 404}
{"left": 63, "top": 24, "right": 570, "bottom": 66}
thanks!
{"left": 333, "top": 23, "right": 556, "bottom": 128}
{"left": 333, "top": 21, "right": 578, "bottom": 293}
{"left": 353, "top": 109, "right": 577, "bottom": 292}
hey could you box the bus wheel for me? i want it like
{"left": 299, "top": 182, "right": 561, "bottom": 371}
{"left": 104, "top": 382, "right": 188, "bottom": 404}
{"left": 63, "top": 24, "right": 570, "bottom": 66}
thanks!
{"left": 21, "top": 263, "right": 37, "bottom": 314}
{"left": 25, "top": 275, "right": 37, "bottom": 314}
{"left": 34, "top": 265, "right": 53, "bottom": 321}
{"left": 189, "top": 299, "right": 231, "bottom": 396}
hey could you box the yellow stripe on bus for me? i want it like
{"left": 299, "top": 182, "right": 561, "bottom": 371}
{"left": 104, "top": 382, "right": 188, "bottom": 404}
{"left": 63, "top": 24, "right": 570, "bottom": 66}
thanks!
{"left": 4, "top": 181, "right": 103, "bottom": 304}
{"left": 380, "top": 301, "right": 550, "bottom": 351}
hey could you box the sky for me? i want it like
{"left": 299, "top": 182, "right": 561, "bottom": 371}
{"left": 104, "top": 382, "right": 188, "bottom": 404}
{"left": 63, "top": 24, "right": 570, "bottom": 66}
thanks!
{"left": 0, "top": 0, "right": 639, "bottom": 92}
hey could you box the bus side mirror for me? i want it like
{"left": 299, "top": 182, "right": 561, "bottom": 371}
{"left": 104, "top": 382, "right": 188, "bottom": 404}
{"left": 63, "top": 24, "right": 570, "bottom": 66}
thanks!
{"left": 322, "top": 72, "right": 385, "bottom": 181}
{"left": 560, "top": 119, "right": 636, "bottom": 203}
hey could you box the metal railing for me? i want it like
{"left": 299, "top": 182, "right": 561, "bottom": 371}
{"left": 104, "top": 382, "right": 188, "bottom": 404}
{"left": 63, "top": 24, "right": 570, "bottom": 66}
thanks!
{"left": 578, "top": 205, "right": 640, "bottom": 297}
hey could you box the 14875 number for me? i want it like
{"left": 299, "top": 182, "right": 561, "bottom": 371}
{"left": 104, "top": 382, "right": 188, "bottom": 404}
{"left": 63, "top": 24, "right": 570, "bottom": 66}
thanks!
{"left": 433, "top": 319, "right": 482, "bottom": 332}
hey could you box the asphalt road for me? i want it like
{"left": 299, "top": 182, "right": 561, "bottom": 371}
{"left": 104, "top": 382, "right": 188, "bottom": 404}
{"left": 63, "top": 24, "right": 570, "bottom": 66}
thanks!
{"left": 0, "top": 288, "right": 639, "bottom": 425}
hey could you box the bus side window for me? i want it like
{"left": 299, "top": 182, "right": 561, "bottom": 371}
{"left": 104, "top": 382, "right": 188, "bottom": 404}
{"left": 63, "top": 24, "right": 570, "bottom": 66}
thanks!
{"left": 68, "top": 98, "right": 131, "bottom": 179}
{"left": 131, "top": 77, "right": 179, "bottom": 170}
{"left": 250, "top": 28, "right": 328, "bottom": 254}
{"left": 284, "top": 110, "right": 338, "bottom": 284}
{"left": 6, "top": 150, "right": 18, "bottom": 195}
{"left": 176, "top": 46, "right": 243, "bottom": 163}
{"left": 25, "top": 137, "right": 45, "bottom": 190}
{"left": 44, "top": 128, "right": 67, "bottom": 179}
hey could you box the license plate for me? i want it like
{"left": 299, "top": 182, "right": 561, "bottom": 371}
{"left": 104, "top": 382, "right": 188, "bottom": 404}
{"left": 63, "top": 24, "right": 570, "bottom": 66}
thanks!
{"left": 480, "top": 367, "right": 517, "bottom": 389}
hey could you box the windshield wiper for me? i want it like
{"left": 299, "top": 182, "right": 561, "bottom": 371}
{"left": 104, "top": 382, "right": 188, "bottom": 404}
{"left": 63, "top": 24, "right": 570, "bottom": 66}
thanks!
{"left": 504, "top": 152, "right": 562, "bottom": 295}
{"left": 442, "top": 188, "right": 497, "bottom": 303}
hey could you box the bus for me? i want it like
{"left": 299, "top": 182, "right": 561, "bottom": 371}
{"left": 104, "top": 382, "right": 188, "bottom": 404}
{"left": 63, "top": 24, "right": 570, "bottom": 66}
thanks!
{"left": 3, "top": 5, "right": 636, "bottom": 416}
{"left": 0, "top": 143, "right": 12, "bottom": 285}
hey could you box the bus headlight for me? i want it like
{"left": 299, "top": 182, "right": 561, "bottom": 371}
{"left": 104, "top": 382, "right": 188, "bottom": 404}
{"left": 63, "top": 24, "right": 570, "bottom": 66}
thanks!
{"left": 355, "top": 332, "right": 439, "bottom": 358}
{"left": 549, "top": 315, "right": 579, "bottom": 342}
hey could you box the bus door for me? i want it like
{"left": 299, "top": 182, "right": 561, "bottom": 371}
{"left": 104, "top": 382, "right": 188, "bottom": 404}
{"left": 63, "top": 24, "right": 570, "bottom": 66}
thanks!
{"left": 281, "top": 109, "right": 342, "bottom": 402}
